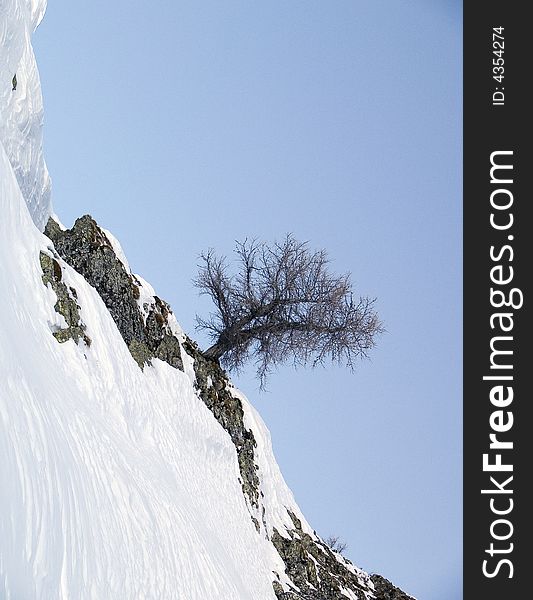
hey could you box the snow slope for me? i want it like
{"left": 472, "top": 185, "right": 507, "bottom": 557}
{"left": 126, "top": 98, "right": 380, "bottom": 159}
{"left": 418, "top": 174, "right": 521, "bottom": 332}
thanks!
{"left": 0, "top": 4, "right": 279, "bottom": 597}
{"left": 1, "top": 0, "right": 51, "bottom": 231}
{"left": 1, "top": 4, "right": 397, "bottom": 600}
{"left": 1, "top": 137, "right": 287, "bottom": 598}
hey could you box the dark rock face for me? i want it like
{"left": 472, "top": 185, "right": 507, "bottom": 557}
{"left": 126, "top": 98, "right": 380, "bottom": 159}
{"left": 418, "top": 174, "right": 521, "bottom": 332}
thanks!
{"left": 370, "top": 575, "right": 415, "bottom": 600}
{"left": 272, "top": 512, "right": 417, "bottom": 600}
{"left": 272, "top": 511, "right": 378, "bottom": 600}
{"left": 182, "top": 337, "right": 261, "bottom": 510}
{"left": 44, "top": 214, "right": 261, "bottom": 510}
{"left": 39, "top": 251, "right": 91, "bottom": 346}
{"left": 44, "top": 215, "right": 182, "bottom": 371}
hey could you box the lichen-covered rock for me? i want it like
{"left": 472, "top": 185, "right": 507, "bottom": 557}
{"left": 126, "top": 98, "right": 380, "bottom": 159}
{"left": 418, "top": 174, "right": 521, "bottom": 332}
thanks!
{"left": 182, "top": 337, "right": 261, "bottom": 510}
{"left": 39, "top": 251, "right": 91, "bottom": 346}
{"left": 272, "top": 513, "right": 417, "bottom": 600}
{"left": 44, "top": 216, "right": 146, "bottom": 346}
{"left": 44, "top": 215, "right": 182, "bottom": 371}
{"left": 128, "top": 339, "right": 152, "bottom": 368}
{"left": 369, "top": 575, "right": 415, "bottom": 600}
{"left": 271, "top": 511, "right": 385, "bottom": 600}
{"left": 44, "top": 214, "right": 261, "bottom": 510}
{"left": 154, "top": 334, "right": 185, "bottom": 369}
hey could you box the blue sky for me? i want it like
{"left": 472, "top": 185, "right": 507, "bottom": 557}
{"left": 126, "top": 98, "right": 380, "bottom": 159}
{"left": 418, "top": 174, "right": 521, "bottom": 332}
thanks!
{"left": 34, "top": 1, "right": 462, "bottom": 598}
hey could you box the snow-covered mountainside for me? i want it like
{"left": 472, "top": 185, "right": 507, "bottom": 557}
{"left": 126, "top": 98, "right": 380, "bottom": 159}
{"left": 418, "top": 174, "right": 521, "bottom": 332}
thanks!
{"left": 0, "top": 0, "right": 51, "bottom": 230}
{"left": 1, "top": 4, "right": 414, "bottom": 599}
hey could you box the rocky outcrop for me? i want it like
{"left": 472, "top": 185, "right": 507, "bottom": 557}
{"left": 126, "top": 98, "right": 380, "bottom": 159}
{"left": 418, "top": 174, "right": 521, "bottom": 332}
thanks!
{"left": 43, "top": 214, "right": 414, "bottom": 600}
{"left": 369, "top": 576, "right": 415, "bottom": 600}
{"left": 44, "top": 216, "right": 182, "bottom": 370}
{"left": 271, "top": 511, "right": 391, "bottom": 600}
{"left": 40, "top": 251, "right": 91, "bottom": 346}
{"left": 44, "top": 215, "right": 261, "bottom": 511}
{"left": 181, "top": 337, "right": 261, "bottom": 510}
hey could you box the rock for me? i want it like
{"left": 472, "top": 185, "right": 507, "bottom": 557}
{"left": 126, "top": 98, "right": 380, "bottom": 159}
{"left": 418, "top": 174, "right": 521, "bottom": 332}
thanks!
{"left": 271, "top": 511, "right": 371, "bottom": 600}
{"left": 370, "top": 575, "right": 416, "bottom": 600}
{"left": 44, "top": 215, "right": 182, "bottom": 371}
{"left": 128, "top": 339, "right": 152, "bottom": 368}
{"left": 182, "top": 337, "right": 261, "bottom": 510}
{"left": 44, "top": 215, "right": 146, "bottom": 347}
{"left": 44, "top": 214, "right": 260, "bottom": 511}
{"left": 39, "top": 251, "right": 91, "bottom": 347}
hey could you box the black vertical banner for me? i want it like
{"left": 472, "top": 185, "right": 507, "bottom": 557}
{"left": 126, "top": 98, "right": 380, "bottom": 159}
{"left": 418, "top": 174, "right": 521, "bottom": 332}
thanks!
{"left": 464, "top": 3, "right": 532, "bottom": 599}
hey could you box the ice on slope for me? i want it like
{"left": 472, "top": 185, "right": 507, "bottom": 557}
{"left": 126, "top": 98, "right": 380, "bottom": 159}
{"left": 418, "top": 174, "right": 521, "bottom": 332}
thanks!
{"left": 1, "top": 0, "right": 52, "bottom": 231}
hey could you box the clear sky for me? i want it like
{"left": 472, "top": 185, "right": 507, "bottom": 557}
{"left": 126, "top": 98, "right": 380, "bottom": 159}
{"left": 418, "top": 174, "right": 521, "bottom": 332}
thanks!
{"left": 34, "top": 1, "right": 462, "bottom": 598}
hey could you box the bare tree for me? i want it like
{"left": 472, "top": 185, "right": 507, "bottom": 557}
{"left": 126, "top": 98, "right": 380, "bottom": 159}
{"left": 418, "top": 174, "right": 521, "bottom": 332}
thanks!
{"left": 195, "top": 235, "right": 383, "bottom": 386}
{"left": 325, "top": 535, "right": 348, "bottom": 555}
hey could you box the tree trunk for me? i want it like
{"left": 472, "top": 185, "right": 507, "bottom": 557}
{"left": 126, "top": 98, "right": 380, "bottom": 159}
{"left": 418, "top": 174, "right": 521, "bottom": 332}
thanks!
{"left": 202, "top": 343, "right": 225, "bottom": 361}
